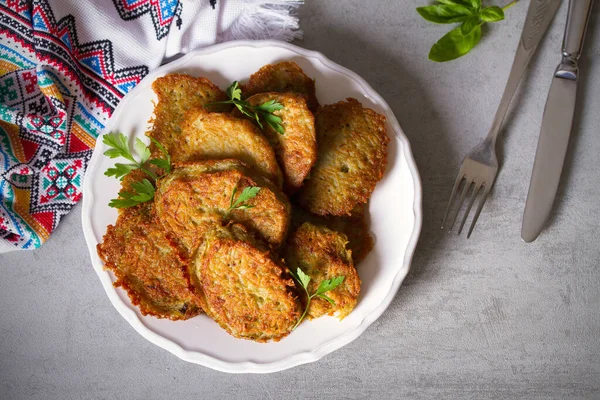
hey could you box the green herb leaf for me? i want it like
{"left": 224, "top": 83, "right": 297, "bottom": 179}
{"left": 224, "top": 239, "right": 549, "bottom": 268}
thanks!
{"left": 315, "top": 276, "right": 345, "bottom": 296}
{"left": 436, "top": 0, "right": 472, "bottom": 5}
{"left": 480, "top": 6, "right": 504, "bottom": 22}
{"left": 104, "top": 163, "right": 137, "bottom": 180}
{"left": 417, "top": 4, "right": 473, "bottom": 24}
{"left": 225, "top": 185, "right": 261, "bottom": 217}
{"left": 296, "top": 268, "right": 311, "bottom": 290}
{"left": 102, "top": 132, "right": 136, "bottom": 163}
{"left": 461, "top": 16, "right": 481, "bottom": 35}
{"left": 429, "top": 25, "right": 482, "bottom": 62}
{"left": 149, "top": 158, "right": 170, "bottom": 171}
{"left": 134, "top": 138, "right": 151, "bottom": 164}
{"left": 316, "top": 293, "right": 336, "bottom": 306}
{"left": 209, "top": 83, "right": 285, "bottom": 134}
{"left": 290, "top": 271, "right": 344, "bottom": 331}
{"left": 233, "top": 186, "right": 261, "bottom": 208}
{"left": 226, "top": 81, "right": 242, "bottom": 101}
{"left": 469, "top": 0, "right": 482, "bottom": 10}
{"left": 108, "top": 191, "right": 140, "bottom": 208}
{"left": 108, "top": 178, "right": 155, "bottom": 208}
{"left": 149, "top": 137, "right": 171, "bottom": 173}
{"left": 256, "top": 100, "right": 285, "bottom": 113}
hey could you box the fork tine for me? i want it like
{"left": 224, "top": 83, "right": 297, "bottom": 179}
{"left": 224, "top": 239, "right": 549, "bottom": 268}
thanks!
{"left": 447, "top": 179, "right": 472, "bottom": 232}
{"left": 441, "top": 174, "right": 465, "bottom": 229}
{"left": 466, "top": 187, "right": 490, "bottom": 238}
{"left": 458, "top": 183, "right": 482, "bottom": 235}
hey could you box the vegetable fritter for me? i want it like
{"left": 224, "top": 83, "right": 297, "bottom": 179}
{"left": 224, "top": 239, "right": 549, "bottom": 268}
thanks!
{"left": 296, "top": 98, "right": 389, "bottom": 216}
{"left": 291, "top": 205, "right": 374, "bottom": 264}
{"left": 241, "top": 61, "right": 319, "bottom": 112}
{"left": 177, "top": 108, "right": 283, "bottom": 187}
{"left": 96, "top": 202, "right": 203, "bottom": 320}
{"left": 284, "top": 223, "right": 361, "bottom": 320}
{"left": 243, "top": 92, "right": 317, "bottom": 195}
{"left": 155, "top": 159, "right": 291, "bottom": 256}
{"left": 191, "top": 224, "right": 301, "bottom": 342}
{"left": 148, "top": 74, "right": 230, "bottom": 157}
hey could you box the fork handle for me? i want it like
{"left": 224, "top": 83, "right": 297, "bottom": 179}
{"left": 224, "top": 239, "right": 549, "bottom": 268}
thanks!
{"left": 485, "top": 0, "right": 563, "bottom": 146}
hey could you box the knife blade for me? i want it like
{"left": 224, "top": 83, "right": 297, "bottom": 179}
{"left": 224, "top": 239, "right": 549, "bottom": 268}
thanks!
{"left": 521, "top": 0, "right": 595, "bottom": 243}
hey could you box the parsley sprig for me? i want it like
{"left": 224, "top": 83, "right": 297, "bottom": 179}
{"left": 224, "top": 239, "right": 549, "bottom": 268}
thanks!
{"left": 291, "top": 268, "right": 345, "bottom": 330}
{"left": 108, "top": 179, "right": 155, "bottom": 208}
{"left": 102, "top": 132, "right": 171, "bottom": 208}
{"left": 211, "top": 81, "right": 285, "bottom": 134}
{"left": 224, "top": 184, "right": 261, "bottom": 218}
{"left": 417, "top": 0, "right": 518, "bottom": 62}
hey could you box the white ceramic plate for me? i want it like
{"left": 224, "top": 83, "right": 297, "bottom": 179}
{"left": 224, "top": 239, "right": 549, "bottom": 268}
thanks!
{"left": 82, "top": 40, "right": 422, "bottom": 373}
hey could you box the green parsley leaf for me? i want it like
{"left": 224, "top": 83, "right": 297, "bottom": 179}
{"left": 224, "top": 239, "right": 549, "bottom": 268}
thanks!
{"left": 208, "top": 83, "right": 286, "bottom": 134}
{"left": 104, "top": 163, "right": 137, "bottom": 180}
{"left": 102, "top": 132, "right": 136, "bottom": 163}
{"left": 226, "top": 81, "right": 242, "bottom": 101}
{"left": 149, "top": 137, "right": 171, "bottom": 174}
{"left": 290, "top": 269, "right": 345, "bottom": 330}
{"left": 315, "top": 276, "right": 345, "bottom": 296}
{"left": 429, "top": 25, "right": 482, "bottom": 62}
{"left": 225, "top": 185, "right": 261, "bottom": 217}
{"left": 316, "top": 293, "right": 336, "bottom": 306}
{"left": 296, "top": 268, "right": 311, "bottom": 290}
{"left": 256, "top": 100, "right": 285, "bottom": 113}
{"left": 108, "top": 178, "right": 155, "bottom": 209}
{"left": 480, "top": 6, "right": 504, "bottom": 22}
{"left": 134, "top": 138, "right": 151, "bottom": 164}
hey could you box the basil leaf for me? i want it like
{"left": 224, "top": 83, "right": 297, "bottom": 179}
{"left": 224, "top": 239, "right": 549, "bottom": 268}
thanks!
{"left": 481, "top": 6, "right": 505, "bottom": 23}
{"left": 436, "top": 0, "right": 472, "bottom": 6}
{"left": 467, "top": 0, "right": 482, "bottom": 10}
{"left": 417, "top": 4, "right": 473, "bottom": 24}
{"left": 428, "top": 25, "right": 482, "bottom": 62}
{"left": 461, "top": 16, "right": 481, "bottom": 36}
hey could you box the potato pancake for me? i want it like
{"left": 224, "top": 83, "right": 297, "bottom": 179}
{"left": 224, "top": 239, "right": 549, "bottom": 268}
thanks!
{"left": 242, "top": 92, "right": 317, "bottom": 195}
{"left": 155, "top": 159, "right": 291, "bottom": 256}
{"left": 176, "top": 109, "right": 283, "bottom": 187}
{"left": 148, "top": 74, "right": 230, "bottom": 157}
{"left": 241, "top": 61, "right": 319, "bottom": 112}
{"left": 191, "top": 224, "right": 301, "bottom": 342}
{"left": 284, "top": 223, "right": 361, "bottom": 320}
{"left": 296, "top": 98, "right": 389, "bottom": 216}
{"left": 97, "top": 203, "right": 202, "bottom": 320}
{"left": 291, "top": 205, "right": 374, "bottom": 264}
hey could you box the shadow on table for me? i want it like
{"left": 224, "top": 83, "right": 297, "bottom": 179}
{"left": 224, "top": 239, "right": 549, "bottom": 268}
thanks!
{"left": 295, "top": 28, "right": 460, "bottom": 312}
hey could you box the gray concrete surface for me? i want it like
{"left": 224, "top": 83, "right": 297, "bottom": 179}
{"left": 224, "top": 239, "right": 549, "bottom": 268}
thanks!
{"left": 2, "top": 1, "right": 600, "bottom": 399}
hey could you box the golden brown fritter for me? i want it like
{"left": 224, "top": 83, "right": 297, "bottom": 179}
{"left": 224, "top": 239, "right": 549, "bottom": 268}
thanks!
{"left": 241, "top": 61, "right": 319, "bottom": 112}
{"left": 291, "top": 205, "right": 374, "bottom": 264}
{"left": 96, "top": 203, "right": 203, "bottom": 320}
{"left": 284, "top": 223, "right": 361, "bottom": 320}
{"left": 175, "top": 108, "right": 283, "bottom": 187}
{"left": 296, "top": 98, "right": 389, "bottom": 216}
{"left": 243, "top": 92, "right": 317, "bottom": 195}
{"left": 155, "top": 159, "right": 291, "bottom": 257}
{"left": 148, "top": 74, "right": 230, "bottom": 157}
{"left": 191, "top": 224, "right": 301, "bottom": 342}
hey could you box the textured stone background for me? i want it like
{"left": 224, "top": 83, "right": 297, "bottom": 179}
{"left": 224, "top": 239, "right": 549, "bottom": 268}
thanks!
{"left": 1, "top": 1, "right": 599, "bottom": 399}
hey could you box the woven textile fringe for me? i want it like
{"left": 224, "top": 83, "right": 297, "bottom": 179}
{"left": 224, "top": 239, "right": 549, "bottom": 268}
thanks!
{"left": 222, "top": 0, "right": 304, "bottom": 42}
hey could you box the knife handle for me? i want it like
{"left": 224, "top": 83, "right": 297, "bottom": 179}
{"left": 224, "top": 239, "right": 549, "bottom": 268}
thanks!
{"left": 484, "top": 0, "right": 562, "bottom": 146}
{"left": 556, "top": 0, "right": 595, "bottom": 80}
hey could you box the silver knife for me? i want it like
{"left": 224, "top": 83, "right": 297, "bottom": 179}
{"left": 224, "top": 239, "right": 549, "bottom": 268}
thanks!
{"left": 521, "top": 0, "right": 595, "bottom": 243}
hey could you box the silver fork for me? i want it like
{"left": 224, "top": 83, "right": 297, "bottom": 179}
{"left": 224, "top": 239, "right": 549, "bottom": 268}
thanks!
{"left": 441, "top": 0, "right": 562, "bottom": 237}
